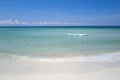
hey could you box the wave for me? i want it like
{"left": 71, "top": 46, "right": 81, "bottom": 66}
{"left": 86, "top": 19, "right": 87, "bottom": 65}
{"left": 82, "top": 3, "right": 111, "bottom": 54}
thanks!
{"left": 1, "top": 51, "right": 119, "bottom": 63}
{"left": 67, "top": 33, "right": 87, "bottom": 37}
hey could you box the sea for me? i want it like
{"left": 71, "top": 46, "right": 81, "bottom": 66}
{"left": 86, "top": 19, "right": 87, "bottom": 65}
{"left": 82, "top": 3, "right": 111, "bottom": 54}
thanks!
{"left": 0, "top": 26, "right": 120, "bottom": 62}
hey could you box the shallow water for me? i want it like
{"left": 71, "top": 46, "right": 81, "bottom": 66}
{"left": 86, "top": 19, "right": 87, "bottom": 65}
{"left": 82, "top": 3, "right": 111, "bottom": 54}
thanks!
{"left": 0, "top": 27, "right": 120, "bottom": 62}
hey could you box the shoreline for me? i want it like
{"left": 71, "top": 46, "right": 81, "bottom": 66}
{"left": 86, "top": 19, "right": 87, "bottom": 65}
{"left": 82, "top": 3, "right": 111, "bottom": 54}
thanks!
{"left": 0, "top": 51, "right": 120, "bottom": 63}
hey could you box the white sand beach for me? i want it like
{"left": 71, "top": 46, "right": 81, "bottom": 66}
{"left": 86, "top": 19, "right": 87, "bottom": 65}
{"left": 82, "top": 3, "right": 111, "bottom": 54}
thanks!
{"left": 0, "top": 27, "right": 120, "bottom": 80}
{"left": 0, "top": 60, "right": 120, "bottom": 80}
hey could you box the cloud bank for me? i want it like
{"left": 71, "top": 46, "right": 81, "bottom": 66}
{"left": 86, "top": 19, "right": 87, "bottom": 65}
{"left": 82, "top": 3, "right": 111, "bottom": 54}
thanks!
{"left": 0, "top": 19, "right": 82, "bottom": 26}
{"left": 0, "top": 19, "right": 28, "bottom": 25}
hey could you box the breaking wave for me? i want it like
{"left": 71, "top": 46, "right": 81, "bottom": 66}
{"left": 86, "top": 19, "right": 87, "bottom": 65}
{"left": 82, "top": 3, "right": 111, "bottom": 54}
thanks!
{"left": 1, "top": 51, "right": 120, "bottom": 63}
{"left": 67, "top": 33, "right": 87, "bottom": 37}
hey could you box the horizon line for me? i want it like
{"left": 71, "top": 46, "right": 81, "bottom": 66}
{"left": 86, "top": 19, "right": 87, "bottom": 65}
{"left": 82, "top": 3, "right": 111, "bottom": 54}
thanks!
{"left": 0, "top": 26, "right": 120, "bottom": 28}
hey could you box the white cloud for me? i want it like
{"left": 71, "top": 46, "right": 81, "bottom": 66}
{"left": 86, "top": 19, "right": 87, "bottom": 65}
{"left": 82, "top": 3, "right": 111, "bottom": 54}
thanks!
{"left": 0, "top": 19, "right": 82, "bottom": 25}
{"left": 0, "top": 19, "right": 28, "bottom": 25}
{"left": 32, "top": 21, "right": 82, "bottom": 25}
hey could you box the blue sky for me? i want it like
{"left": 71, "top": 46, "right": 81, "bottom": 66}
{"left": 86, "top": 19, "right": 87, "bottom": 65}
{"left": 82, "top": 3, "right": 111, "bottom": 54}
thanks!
{"left": 0, "top": 0, "right": 120, "bottom": 26}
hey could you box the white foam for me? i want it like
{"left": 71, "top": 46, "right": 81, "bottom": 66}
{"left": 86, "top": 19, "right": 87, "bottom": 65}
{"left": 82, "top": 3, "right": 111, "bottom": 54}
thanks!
{"left": 67, "top": 33, "right": 87, "bottom": 36}
{"left": 9, "top": 51, "right": 120, "bottom": 63}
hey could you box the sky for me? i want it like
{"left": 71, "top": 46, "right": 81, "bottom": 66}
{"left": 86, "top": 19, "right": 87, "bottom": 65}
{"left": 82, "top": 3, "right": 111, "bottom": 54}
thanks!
{"left": 0, "top": 0, "right": 120, "bottom": 26}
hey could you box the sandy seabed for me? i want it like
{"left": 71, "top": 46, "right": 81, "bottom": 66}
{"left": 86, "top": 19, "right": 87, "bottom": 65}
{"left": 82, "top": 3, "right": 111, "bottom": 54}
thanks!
{"left": 0, "top": 60, "right": 120, "bottom": 80}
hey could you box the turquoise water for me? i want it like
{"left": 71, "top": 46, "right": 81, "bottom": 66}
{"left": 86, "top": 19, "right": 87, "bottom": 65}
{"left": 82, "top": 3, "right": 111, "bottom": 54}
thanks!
{"left": 0, "top": 27, "right": 120, "bottom": 62}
